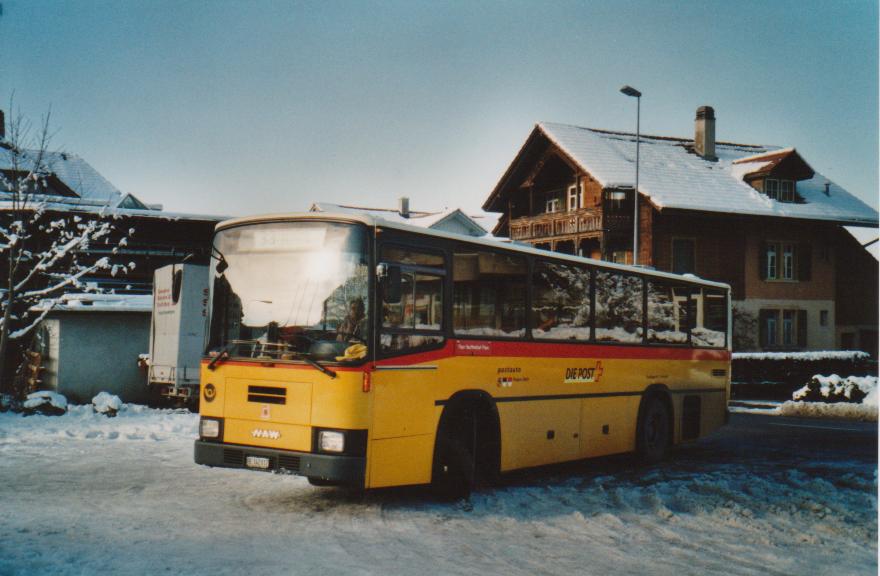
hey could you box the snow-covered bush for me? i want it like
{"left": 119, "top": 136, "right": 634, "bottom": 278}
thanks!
{"left": 792, "top": 375, "right": 878, "bottom": 406}
{"left": 91, "top": 391, "right": 123, "bottom": 416}
{"left": 22, "top": 390, "right": 67, "bottom": 416}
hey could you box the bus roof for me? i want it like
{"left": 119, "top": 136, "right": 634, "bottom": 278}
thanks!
{"left": 215, "top": 212, "right": 732, "bottom": 291}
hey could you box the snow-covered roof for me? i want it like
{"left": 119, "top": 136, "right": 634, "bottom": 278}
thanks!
{"left": 0, "top": 145, "right": 125, "bottom": 206}
{"left": 0, "top": 198, "right": 226, "bottom": 222}
{"left": 310, "top": 202, "right": 488, "bottom": 237}
{"left": 38, "top": 293, "right": 152, "bottom": 313}
{"left": 844, "top": 226, "right": 879, "bottom": 262}
{"left": 488, "top": 122, "right": 878, "bottom": 226}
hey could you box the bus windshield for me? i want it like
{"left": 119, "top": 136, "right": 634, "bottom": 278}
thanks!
{"left": 206, "top": 221, "right": 370, "bottom": 362}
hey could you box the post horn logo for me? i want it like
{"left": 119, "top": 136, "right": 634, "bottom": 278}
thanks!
{"left": 203, "top": 383, "right": 216, "bottom": 402}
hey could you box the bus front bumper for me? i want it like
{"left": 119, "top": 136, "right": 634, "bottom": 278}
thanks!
{"left": 194, "top": 440, "right": 366, "bottom": 486}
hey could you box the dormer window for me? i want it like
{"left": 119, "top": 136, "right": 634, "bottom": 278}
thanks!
{"left": 545, "top": 198, "right": 560, "bottom": 213}
{"left": 764, "top": 179, "right": 796, "bottom": 203}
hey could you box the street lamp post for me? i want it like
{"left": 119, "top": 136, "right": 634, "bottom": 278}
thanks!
{"left": 619, "top": 85, "right": 641, "bottom": 266}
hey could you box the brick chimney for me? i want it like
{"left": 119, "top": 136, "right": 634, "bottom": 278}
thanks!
{"left": 695, "top": 106, "right": 716, "bottom": 161}
{"left": 398, "top": 196, "right": 410, "bottom": 218}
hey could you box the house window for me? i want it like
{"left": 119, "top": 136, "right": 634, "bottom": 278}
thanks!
{"left": 545, "top": 198, "right": 560, "bottom": 213}
{"left": 764, "top": 179, "right": 796, "bottom": 202}
{"left": 820, "top": 310, "right": 829, "bottom": 327}
{"left": 760, "top": 308, "right": 807, "bottom": 349}
{"left": 780, "top": 180, "right": 795, "bottom": 202}
{"left": 611, "top": 250, "right": 629, "bottom": 265}
{"left": 766, "top": 244, "right": 778, "bottom": 279}
{"left": 567, "top": 184, "right": 580, "bottom": 211}
{"left": 764, "top": 311, "right": 778, "bottom": 346}
{"left": 606, "top": 190, "right": 626, "bottom": 210}
{"left": 762, "top": 242, "right": 807, "bottom": 281}
{"left": 782, "top": 244, "right": 795, "bottom": 280}
{"left": 672, "top": 238, "right": 696, "bottom": 274}
{"left": 782, "top": 310, "right": 795, "bottom": 346}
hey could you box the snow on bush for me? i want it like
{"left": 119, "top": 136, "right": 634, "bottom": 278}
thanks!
{"left": 22, "top": 391, "right": 68, "bottom": 415}
{"left": 92, "top": 392, "right": 124, "bottom": 416}
{"left": 779, "top": 374, "right": 879, "bottom": 421}
{"left": 792, "top": 375, "right": 878, "bottom": 405}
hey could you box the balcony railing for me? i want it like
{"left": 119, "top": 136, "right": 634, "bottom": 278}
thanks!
{"left": 509, "top": 208, "right": 632, "bottom": 241}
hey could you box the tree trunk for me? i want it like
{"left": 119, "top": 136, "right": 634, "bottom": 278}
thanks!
{"left": 0, "top": 254, "right": 16, "bottom": 394}
{"left": 0, "top": 290, "right": 14, "bottom": 394}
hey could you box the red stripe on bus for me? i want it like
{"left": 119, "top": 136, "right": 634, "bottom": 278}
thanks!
{"left": 202, "top": 340, "right": 729, "bottom": 371}
{"left": 375, "top": 339, "right": 730, "bottom": 365}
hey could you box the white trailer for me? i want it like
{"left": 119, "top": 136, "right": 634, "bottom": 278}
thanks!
{"left": 148, "top": 263, "right": 209, "bottom": 405}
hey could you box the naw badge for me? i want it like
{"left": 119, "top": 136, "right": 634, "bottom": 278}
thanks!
{"left": 260, "top": 404, "right": 271, "bottom": 420}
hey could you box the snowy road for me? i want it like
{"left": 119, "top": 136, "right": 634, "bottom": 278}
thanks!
{"left": 0, "top": 408, "right": 876, "bottom": 576}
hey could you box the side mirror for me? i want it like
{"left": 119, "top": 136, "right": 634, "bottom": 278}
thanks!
{"left": 379, "top": 263, "right": 402, "bottom": 303}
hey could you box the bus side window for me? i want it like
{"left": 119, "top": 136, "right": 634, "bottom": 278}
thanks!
{"left": 594, "top": 270, "right": 643, "bottom": 343}
{"left": 532, "top": 260, "right": 591, "bottom": 341}
{"left": 694, "top": 289, "right": 727, "bottom": 348}
{"left": 453, "top": 250, "right": 526, "bottom": 338}
{"left": 647, "top": 281, "right": 689, "bottom": 345}
{"left": 378, "top": 244, "right": 446, "bottom": 355}
{"left": 382, "top": 273, "right": 443, "bottom": 330}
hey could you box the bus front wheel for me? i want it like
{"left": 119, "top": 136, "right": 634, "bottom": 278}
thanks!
{"left": 432, "top": 436, "right": 475, "bottom": 501}
{"left": 636, "top": 395, "right": 671, "bottom": 464}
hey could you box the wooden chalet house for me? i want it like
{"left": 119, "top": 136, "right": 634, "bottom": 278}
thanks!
{"left": 483, "top": 107, "right": 879, "bottom": 353}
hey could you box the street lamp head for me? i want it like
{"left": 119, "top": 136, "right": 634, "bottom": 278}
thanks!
{"left": 620, "top": 85, "right": 641, "bottom": 98}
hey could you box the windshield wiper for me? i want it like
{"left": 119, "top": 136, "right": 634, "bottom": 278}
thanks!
{"left": 207, "top": 339, "right": 257, "bottom": 371}
{"left": 207, "top": 342, "right": 236, "bottom": 371}
{"left": 292, "top": 352, "right": 337, "bottom": 379}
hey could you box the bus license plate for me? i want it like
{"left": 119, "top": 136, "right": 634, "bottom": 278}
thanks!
{"left": 246, "top": 456, "right": 271, "bottom": 469}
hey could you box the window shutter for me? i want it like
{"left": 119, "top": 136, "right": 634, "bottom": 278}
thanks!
{"left": 758, "top": 309, "right": 770, "bottom": 347}
{"left": 758, "top": 242, "right": 768, "bottom": 280}
{"left": 798, "top": 243, "right": 812, "bottom": 281}
{"left": 797, "top": 310, "right": 808, "bottom": 348}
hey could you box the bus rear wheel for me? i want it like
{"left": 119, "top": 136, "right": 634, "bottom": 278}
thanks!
{"left": 637, "top": 395, "right": 671, "bottom": 464}
{"left": 432, "top": 436, "right": 475, "bottom": 501}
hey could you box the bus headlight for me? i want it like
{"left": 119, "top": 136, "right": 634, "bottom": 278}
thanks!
{"left": 318, "top": 430, "right": 345, "bottom": 453}
{"left": 200, "top": 418, "right": 221, "bottom": 439}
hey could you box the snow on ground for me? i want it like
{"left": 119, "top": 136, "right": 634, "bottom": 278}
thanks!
{"left": 732, "top": 351, "right": 871, "bottom": 361}
{"left": 0, "top": 406, "right": 876, "bottom": 576}
{"left": 776, "top": 400, "right": 878, "bottom": 421}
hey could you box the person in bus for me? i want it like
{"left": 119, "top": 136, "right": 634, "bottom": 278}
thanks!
{"left": 337, "top": 297, "right": 366, "bottom": 342}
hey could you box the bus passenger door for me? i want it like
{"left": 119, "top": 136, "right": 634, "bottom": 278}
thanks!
{"left": 368, "top": 366, "right": 438, "bottom": 488}
{"left": 371, "top": 244, "right": 447, "bottom": 488}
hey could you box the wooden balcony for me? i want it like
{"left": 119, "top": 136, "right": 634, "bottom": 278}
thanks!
{"left": 509, "top": 209, "right": 632, "bottom": 241}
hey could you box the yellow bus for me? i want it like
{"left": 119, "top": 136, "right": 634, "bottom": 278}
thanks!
{"left": 194, "top": 213, "right": 730, "bottom": 497}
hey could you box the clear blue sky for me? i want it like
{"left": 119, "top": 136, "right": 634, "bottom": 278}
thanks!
{"left": 1, "top": 0, "right": 877, "bottom": 218}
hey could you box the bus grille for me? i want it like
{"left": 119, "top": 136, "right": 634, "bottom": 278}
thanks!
{"left": 278, "top": 455, "right": 301, "bottom": 472}
{"left": 247, "top": 385, "right": 286, "bottom": 405}
{"left": 223, "top": 448, "right": 244, "bottom": 466}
